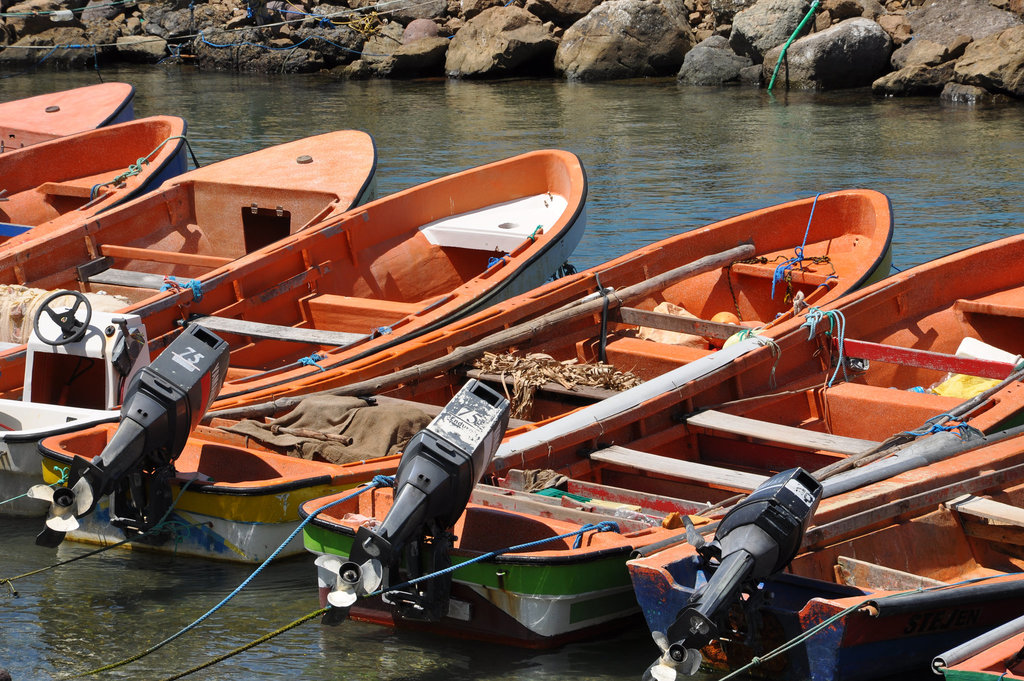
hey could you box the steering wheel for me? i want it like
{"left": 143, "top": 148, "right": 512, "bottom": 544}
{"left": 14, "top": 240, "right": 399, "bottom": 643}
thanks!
{"left": 33, "top": 290, "right": 93, "bottom": 346}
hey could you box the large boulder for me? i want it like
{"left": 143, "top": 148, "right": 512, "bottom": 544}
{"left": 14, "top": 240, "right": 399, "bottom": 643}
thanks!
{"left": 953, "top": 25, "right": 1024, "bottom": 96}
{"left": 0, "top": 27, "right": 91, "bottom": 66}
{"left": 524, "top": 0, "right": 604, "bottom": 26}
{"left": 291, "top": 23, "right": 365, "bottom": 66}
{"left": 555, "top": 0, "right": 696, "bottom": 80}
{"left": 81, "top": 0, "right": 122, "bottom": 23}
{"left": 4, "top": 0, "right": 81, "bottom": 39}
{"left": 890, "top": 35, "right": 969, "bottom": 69}
{"left": 940, "top": 80, "right": 1011, "bottom": 102}
{"left": 905, "top": 0, "right": 1021, "bottom": 45}
{"left": 711, "top": 0, "right": 759, "bottom": 25}
{"left": 116, "top": 35, "right": 168, "bottom": 62}
{"left": 871, "top": 60, "right": 955, "bottom": 93}
{"left": 678, "top": 34, "right": 753, "bottom": 83}
{"left": 385, "top": 35, "right": 450, "bottom": 75}
{"left": 761, "top": 17, "right": 891, "bottom": 88}
{"left": 446, "top": 6, "right": 558, "bottom": 77}
{"left": 390, "top": 0, "right": 448, "bottom": 24}
{"left": 729, "top": 0, "right": 813, "bottom": 64}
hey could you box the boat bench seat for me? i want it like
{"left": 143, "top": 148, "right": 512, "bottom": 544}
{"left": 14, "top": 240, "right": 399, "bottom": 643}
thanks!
{"left": 728, "top": 261, "right": 834, "bottom": 287}
{"left": 189, "top": 316, "right": 368, "bottom": 347}
{"left": 834, "top": 556, "right": 947, "bottom": 590}
{"left": 616, "top": 306, "right": 741, "bottom": 341}
{"left": 955, "top": 293, "right": 1024, "bottom": 320}
{"left": 685, "top": 409, "right": 880, "bottom": 456}
{"left": 304, "top": 294, "right": 422, "bottom": 334}
{"left": 98, "top": 244, "right": 233, "bottom": 269}
{"left": 418, "top": 193, "right": 567, "bottom": 253}
{"left": 948, "top": 494, "right": 1024, "bottom": 548}
{"left": 37, "top": 181, "right": 106, "bottom": 199}
{"left": 821, "top": 382, "right": 969, "bottom": 437}
{"left": 78, "top": 250, "right": 233, "bottom": 291}
{"left": 589, "top": 445, "right": 769, "bottom": 492}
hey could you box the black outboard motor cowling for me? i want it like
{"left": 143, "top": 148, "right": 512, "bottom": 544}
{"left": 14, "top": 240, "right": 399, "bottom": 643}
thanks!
{"left": 320, "top": 378, "right": 510, "bottom": 622}
{"left": 645, "top": 468, "right": 823, "bottom": 681}
{"left": 31, "top": 325, "right": 228, "bottom": 547}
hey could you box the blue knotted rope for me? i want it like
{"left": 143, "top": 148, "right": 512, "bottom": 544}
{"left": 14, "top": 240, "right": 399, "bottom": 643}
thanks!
{"left": 160, "top": 276, "right": 204, "bottom": 302}
{"left": 297, "top": 353, "right": 326, "bottom": 371}
{"left": 771, "top": 193, "right": 820, "bottom": 300}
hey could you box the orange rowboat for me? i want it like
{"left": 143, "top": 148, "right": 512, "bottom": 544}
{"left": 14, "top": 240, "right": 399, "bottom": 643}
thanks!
{"left": 204, "top": 189, "right": 893, "bottom": 416}
{"left": 0, "top": 148, "right": 580, "bottom": 412}
{"left": 0, "top": 115, "right": 188, "bottom": 247}
{"left": 0, "top": 129, "right": 377, "bottom": 403}
{"left": 0, "top": 82, "right": 135, "bottom": 152}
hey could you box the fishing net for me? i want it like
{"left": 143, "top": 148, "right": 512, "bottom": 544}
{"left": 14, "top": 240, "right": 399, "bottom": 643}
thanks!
{"left": 472, "top": 351, "right": 643, "bottom": 419}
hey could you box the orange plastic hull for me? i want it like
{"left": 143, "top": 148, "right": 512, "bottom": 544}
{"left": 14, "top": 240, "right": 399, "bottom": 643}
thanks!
{"left": 0, "top": 116, "right": 188, "bottom": 247}
{"left": 206, "top": 188, "right": 893, "bottom": 413}
{"left": 0, "top": 148, "right": 578, "bottom": 412}
{"left": 0, "top": 82, "right": 135, "bottom": 151}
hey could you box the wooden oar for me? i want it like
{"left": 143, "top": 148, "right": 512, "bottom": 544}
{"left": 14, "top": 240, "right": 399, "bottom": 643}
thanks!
{"left": 204, "top": 243, "right": 756, "bottom": 423}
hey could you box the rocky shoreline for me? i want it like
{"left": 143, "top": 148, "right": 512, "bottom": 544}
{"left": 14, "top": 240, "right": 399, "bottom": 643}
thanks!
{"left": 1, "top": 0, "right": 1022, "bottom": 101}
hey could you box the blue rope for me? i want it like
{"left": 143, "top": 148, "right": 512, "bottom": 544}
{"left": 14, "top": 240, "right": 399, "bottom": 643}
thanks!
{"left": 372, "top": 326, "right": 392, "bottom": 337}
{"left": 900, "top": 414, "right": 983, "bottom": 440}
{"left": 160, "top": 276, "right": 204, "bottom": 302}
{"left": 800, "top": 306, "right": 848, "bottom": 387}
{"left": 370, "top": 520, "right": 621, "bottom": 596}
{"left": 487, "top": 255, "right": 509, "bottom": 269}
{"left": 771, "top": 193, "right": 820, "bottom": 300}
{"left": 110, "top": 476, "right": 394, "bottom": 662}
{"left": 297, "top": 353, "right": 326, "bottom": 371}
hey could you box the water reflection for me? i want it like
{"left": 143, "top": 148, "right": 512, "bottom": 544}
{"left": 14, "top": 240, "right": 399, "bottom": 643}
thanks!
{"left": 2, "top": 66, "right": 1022, "bottom": 680}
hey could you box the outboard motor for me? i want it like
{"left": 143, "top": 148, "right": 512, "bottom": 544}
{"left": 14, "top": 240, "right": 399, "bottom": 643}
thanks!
{"left": 29, "top": 324, "right": 228, "bottom": 547}
{"left": 317, "top": 378, "right": 510, "bottom": 623}
{"left": 645, "top": 468, "right": 823, "bottom": 681}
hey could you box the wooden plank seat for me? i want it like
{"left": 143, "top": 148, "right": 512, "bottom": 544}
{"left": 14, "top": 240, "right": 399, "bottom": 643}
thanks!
{"left": 189, "top": 316, "right": 368, "bottom": 347}
{"left": 304, "top": 293, "right": 424, "bottom": 334}
{"left": 685, "top": 409, "right": 880, "bottom": 456}
{"left": 469, "top": 484, "right": 652, "bottom": 534}
{"left": 834, "top": 556, "right": 947, "bottom": 590}
{"left": 98, "top": 244, "right": 234, "bottom": 269}
{"left": 728, "top": 261, "right": 834, "bottom": 287}
{"left": 78, "top": 249, "right": 234, "bottom": 291}
{"left": 840, "top": 338, "right": 1018, "bottom": 380}
{"left": 616, "top": 306, "right": 743, "bottom": 341}
{"left": 948, "top": 494, "right": 1024, "bottom": 547}
{"left": 955, "top": 290, "right": 1024, "bottom": 320}
{"left": 37, "top": 181, "right": 107, "bottom": 199}
{"left": 589, "top": 444, "right": 769, "bottom": 492}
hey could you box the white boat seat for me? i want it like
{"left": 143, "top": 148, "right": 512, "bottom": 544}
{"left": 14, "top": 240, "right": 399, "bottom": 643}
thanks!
{"left": 686, "top": 409, "right": 880, "bottom": 456}
{"left": 418, "top": 193, "right": 567, "bottom": 253}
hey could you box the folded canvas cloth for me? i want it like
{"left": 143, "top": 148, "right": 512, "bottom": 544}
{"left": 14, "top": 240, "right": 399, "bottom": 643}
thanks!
{"left": 222, "top": 395, "right": 432, "bottom": 465}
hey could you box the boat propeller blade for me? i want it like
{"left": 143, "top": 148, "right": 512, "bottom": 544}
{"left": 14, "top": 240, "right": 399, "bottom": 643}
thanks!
{"left": 31, "top": 477, "right": 95, "bottom": 547}
{"left": 643, "top": 632, "right": 702, "bottom": 681}
{"left": 316, "top": 555, "right": 383, "bottom": 611}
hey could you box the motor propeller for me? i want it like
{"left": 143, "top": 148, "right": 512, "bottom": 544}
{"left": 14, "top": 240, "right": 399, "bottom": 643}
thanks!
{"left": 643, "top": 468, "right": 823, "bottom": 681}
{"left": 31, "top": 324, "right": 228, "bottom": 548}
{"left": 318, "top": 378, "right": 510, "bottom": 622}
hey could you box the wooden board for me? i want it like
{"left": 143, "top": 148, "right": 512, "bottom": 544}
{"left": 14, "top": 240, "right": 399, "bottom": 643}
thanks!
{"left": 616, "top": 307, "right": 740, "bottom": 340}
{"left": 99, "top": 244, "right": 233, "bottom": 269}
{"left": 86, "top": 268, "right": 165, "bottom": 290}
{"left": 590, "top": 445, "right": 768, "bottom": 492}
{"left": 470, "top": 485, "right": 651, "bottom": 533}
{"left": 686, "top": 409, "right": 880, "bottom": 456}
{"left": 191, "top": 316, "right": 367, "bottom": 347}
{"left": 834, "top": 556, "right": 946, "bottom": 590}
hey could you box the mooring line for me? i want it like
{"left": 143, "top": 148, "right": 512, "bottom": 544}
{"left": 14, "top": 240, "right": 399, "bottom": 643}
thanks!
{"left": 59, "top": 476, "right": 393, "bottom": 679}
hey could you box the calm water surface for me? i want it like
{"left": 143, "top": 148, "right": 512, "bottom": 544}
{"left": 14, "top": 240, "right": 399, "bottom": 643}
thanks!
{"left": 2, "top": 66, "right": 1024, "bottom": 680}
